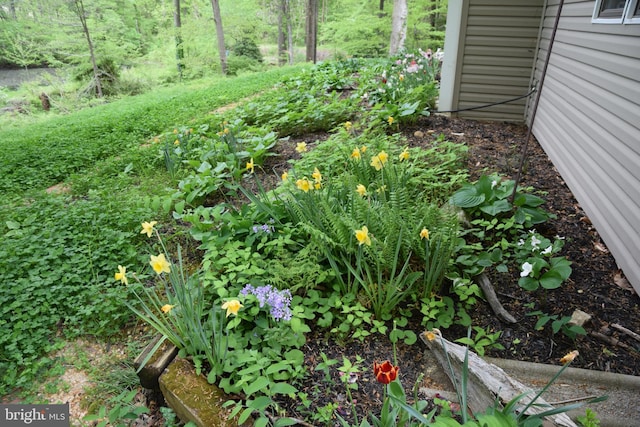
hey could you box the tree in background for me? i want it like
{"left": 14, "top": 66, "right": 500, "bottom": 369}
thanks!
{"left": 210, "top": 0, "right": 227, "bottom": 74}
{"left": 277, "top": 0, "right": 294, "bottom": 65}
{"left": 305, "top": 0, "right": 317, "bottom": 62}
{"left": 70, "top": 0, "right": 103, "bottom": 97}
{"left": 173, "top": 0, "right": 184, "bottom": 79}
{"left": 389, "top": 0, "right": 407, "bottom": 55}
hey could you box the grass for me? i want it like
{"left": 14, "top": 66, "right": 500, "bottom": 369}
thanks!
{"left": 0, "top": 65, "right": 305, "bottom": 397}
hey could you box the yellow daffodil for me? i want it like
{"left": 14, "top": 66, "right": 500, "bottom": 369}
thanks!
{"left": 314, "top": 182, "right": 322, "bottom": 190}
{"left": 399, "top": 74, "right": 405, "bottom": 81}
{"left": 355, "top": 226, "right": 371, "bottom": 246}
{"left": 296, "top": 178, "right": 311, "bottom": 192}
{"left": 141, "top": 221, "right": 157, "bottom": 238}
{"left": 356, "top": 184, "right": 367, "bottom": 197}
{"left": 114, "top": 265, "right": 128, "bottom": 285}
{"left": 221, "top": 299, "right": 243, "bottom": 317}
{"left": 350, "top": 147, "right": 361, "bottom": 159}
{"left": 246, "top": 158, "right": 255, "bottom": 173}
{"left": 174, "top": 139, "right": 180, "bottom": 146}
{"left": 312, "top": 168, "right": 322, "bottom": 184}
{"left": 387, "top": 116, "right": 394, "bottom": 125}
{"left": 370, "top": 156, "right": 383, "bottom": 171}
{"left": 420, "top": 228, "right": 430, "bottom": 240}
{"left": 224, "top": 128, "right": 230, "bottom": 134}
{"left": 344, "top": 121, "right": 353, "bottom": 131}
{"left": 361, "top": 145, "right": 367, "bottom": 153}
{"left": 378, "top": 151, "right": 388, "bottom": 164}
{"left": 296, "top": 142, "right": 307, "bottom": 153}
{"left": 150, "top": 253, "right": 171, "bottom": 275}
{"left": 399, "top": 149, "right": 410, "bottom": 161}
{"left": 370, "top": 151, "right": 388, "bottom": 171}
{"left": 281, "top": 171, "right": 289, "bottom": 181}
{"left": 376, "top": 185, "right": 387, "bottom": 193}
{"left": 560, "top": 350, "right": 579, "bottom": 364}
{"left": 161, "top": 304, "right": 175, "bottom": 314}
{"left": 173, "top": 128, "right": 178, "bottom": 134}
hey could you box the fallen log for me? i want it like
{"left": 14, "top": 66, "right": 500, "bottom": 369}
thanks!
{"left": 421, "top": 330, "right": 577, "bottom": 427}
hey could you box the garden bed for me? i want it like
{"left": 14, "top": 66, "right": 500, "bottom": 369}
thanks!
{"left": 128, "top": 114, "right": 640, "bottom": 427}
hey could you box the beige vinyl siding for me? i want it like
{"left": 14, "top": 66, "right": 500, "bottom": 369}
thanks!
{"left": 450, "top": 0, "right": 544, "bottom": 121}
{"left": 529, "top": 0, "right": 640, "bottom": 293}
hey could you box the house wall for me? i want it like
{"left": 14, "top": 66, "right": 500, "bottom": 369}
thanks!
{"left": 439, "top": 0, "right": 544, "bottom": 121}
{"left": 529, "top": 0, "right": 640, "bottom": 294}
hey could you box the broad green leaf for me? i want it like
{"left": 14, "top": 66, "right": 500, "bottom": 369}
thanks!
{"left": 450, "top": 187, "right": 485, "bottom": 208}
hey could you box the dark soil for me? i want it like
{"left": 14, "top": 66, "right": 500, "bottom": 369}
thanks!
{"left": 257, "top": 114, "right": 640, "bottom": 425}
{"left": 143, "top": 115, "right": 640, "bottom": 426}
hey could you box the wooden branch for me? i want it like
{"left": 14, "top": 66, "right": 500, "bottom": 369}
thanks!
{"left": 611, "top": 323, "right": 640, "bottom": 344}
{"left": 477, "top": 273, "right": 517, "bottom": 324}
{"left": 590, "top": 331, "right": 630, "bottom": 349}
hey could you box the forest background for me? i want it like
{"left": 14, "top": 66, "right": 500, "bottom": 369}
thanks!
{"left": 1, "top": 0, "right": 446, "bottom": 107}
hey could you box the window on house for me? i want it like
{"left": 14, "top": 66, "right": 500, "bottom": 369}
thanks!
{"left": 597, "top": 0, "right": 626, "bottom": 18}
{"left": 593, "top": 0, "right": 640, "bottom": 23}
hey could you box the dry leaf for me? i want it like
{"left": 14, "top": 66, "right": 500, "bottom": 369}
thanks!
{"left": 614, "top": 272, "right": 633, "bottom": 292}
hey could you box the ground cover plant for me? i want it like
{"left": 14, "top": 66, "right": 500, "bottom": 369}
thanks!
{"left": 1, "top": 53, "right": 636, "bottom": 426}
{"left": 0, "top": 67, "right": 303, "bottom": 396}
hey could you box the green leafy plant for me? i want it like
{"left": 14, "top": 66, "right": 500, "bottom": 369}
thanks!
{"left": 527, "top": 310, "right": 587, "bottom": 340}
{"left": 577, "top": 408, "right": 601, "bottom": 427}
{"left": 455, "top": 326, "right": 504, "bottom": 357}
{"left": 83, "top": 389, "right": 148, "bottom": 427}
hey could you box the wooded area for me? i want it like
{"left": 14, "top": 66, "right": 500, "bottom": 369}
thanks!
{"left": 0, "top": 0, "right": 447, "bottom": 93}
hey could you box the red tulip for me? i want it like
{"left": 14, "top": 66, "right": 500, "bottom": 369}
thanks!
{"left": 373, "top": 360, "right": 399, "bottom": 384}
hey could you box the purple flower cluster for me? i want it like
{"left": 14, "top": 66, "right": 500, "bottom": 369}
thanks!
{"left": 252, "top": 223, "right": 274, "bottom": 234}
{"left": 241, "top": 284, "right": 292, "bottom": 321}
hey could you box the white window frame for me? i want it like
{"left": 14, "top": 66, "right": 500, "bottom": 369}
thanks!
{"left": 624, "top": 0, "right": 640, "bottom": 23}
{"left": 592, "top": 0, "right": 640, "bottom": 24}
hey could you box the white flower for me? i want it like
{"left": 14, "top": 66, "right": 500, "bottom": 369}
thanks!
{"left": 542, "top": 246, "right": 553, "bottom": 255}
{"left": 520, "top": 262, "right": 533, "bottom": 277}
{"left": 517, "top": 239, "right": 525, "bottom": 246}
{"left": 491, "top": 180, "right": 498, "bottom": 189}
{"left": 531, "top": 235, "right": 541, "bottom": 249}
{"left": 555, "top": 235, "right": 565, "bottom": 240}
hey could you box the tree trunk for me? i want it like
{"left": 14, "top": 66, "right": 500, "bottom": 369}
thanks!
{"left": 277, "top": 0, "right": 286, "bottom": 66}
{"left": 72, "top": 0, "right": 103, "bottom": 97}
{"left": 379, "top": 0, "right": 384, "bottom": 11}
{"left": 210, "top": 0, "right": 227, "bottom": 74}
{"left": 173, "top": 0, "right": 184, "bottom": 79}
{"left": 287, "top": 1, "right": 293, "bottom": 65}
{"left": 305, "top": 0, "right": 317, "bottom": 63}
{"left": 389, "top": 0, "right": 407, "bottom": 55}
{"left": 9, "top": 0, "right": 17, "bottom": 19}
